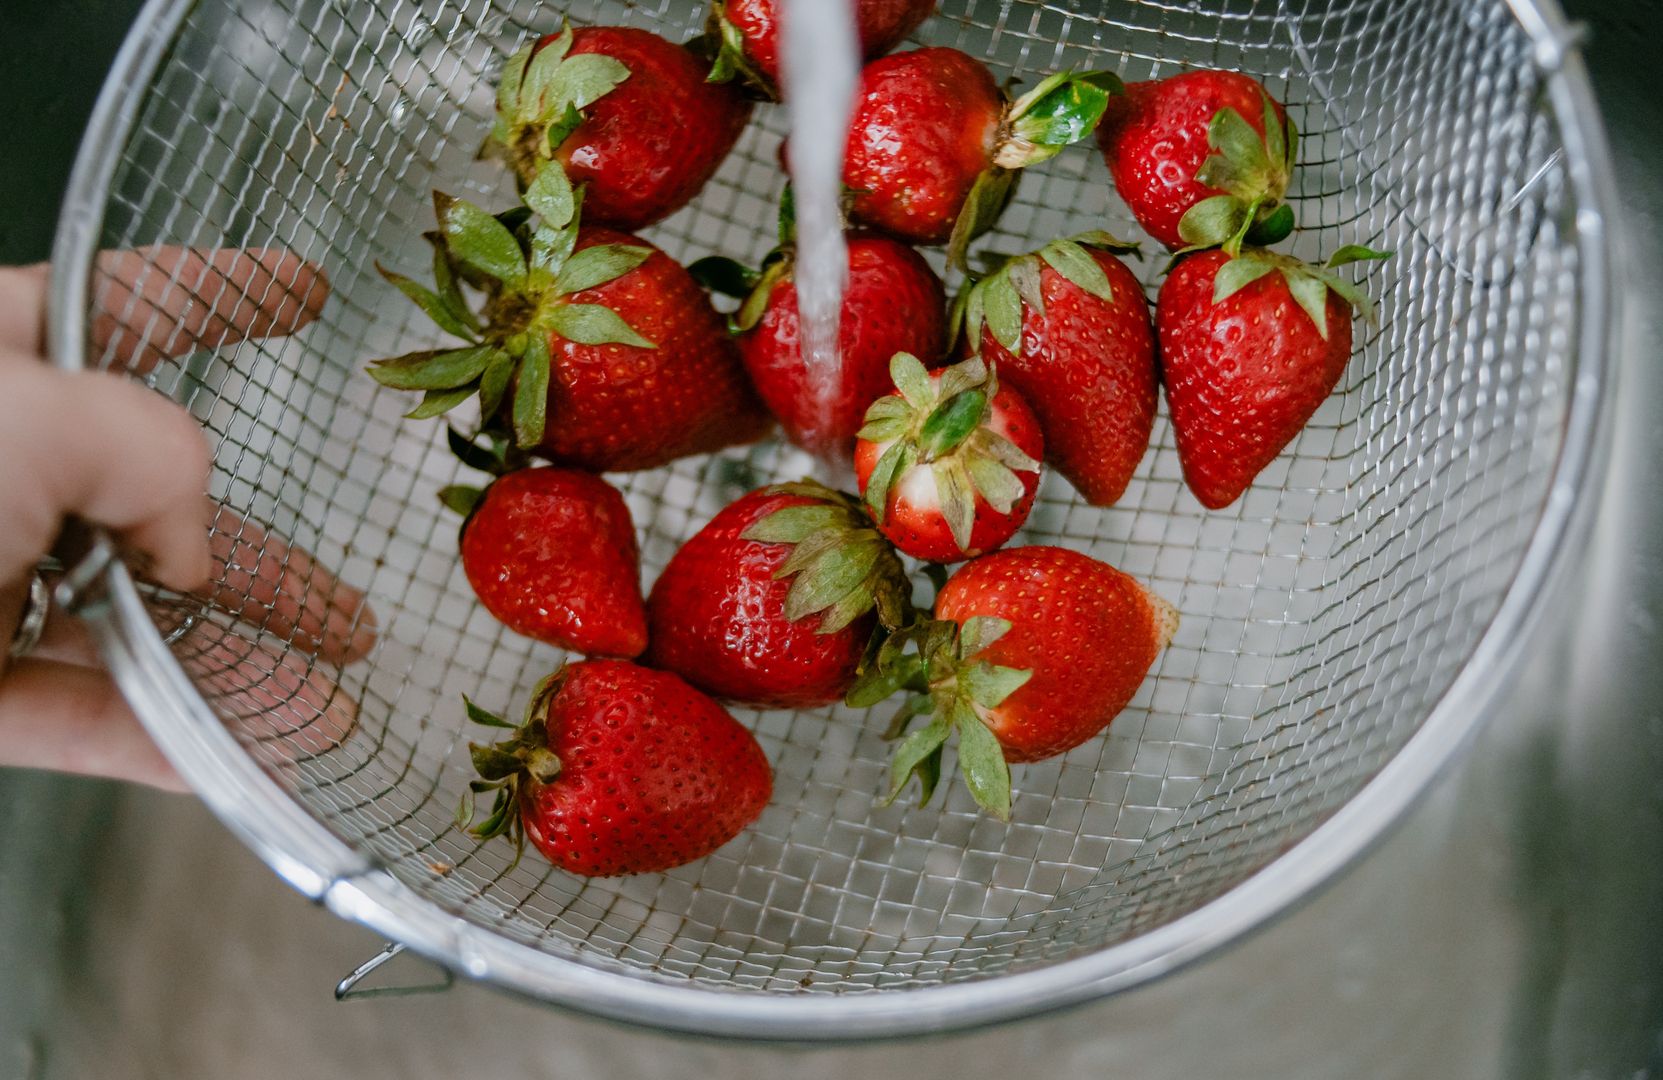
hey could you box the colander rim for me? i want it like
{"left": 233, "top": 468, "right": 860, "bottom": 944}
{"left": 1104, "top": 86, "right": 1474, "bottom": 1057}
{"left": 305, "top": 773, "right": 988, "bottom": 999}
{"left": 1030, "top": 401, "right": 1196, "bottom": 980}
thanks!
{"left": 47, "top": 0, "right": 1618, "bottom": 1041}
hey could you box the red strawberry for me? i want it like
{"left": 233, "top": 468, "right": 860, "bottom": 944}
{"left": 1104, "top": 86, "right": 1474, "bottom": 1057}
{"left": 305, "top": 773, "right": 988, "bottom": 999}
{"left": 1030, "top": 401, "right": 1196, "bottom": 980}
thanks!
{"left": 370, "top": 186, "right": 769, "bottom": 472}
{"left": 841, "top": 49, "right": 1122, "bottom": 264}
{"left": 849, "top": 546, "right": 1175, "bottom": 817}
{"left": 646, "top": 481, "right": 909, "bottom": 709}
{"left": 1156, "top": 246, "right": 1388, "bottom": 509}
{"left": 1098, "top": 70, "right": 1297, "bottom": 251}
{"left": 461, "top": 660, "right": 771, "bottom": 876}
{"left": 490, "top": 26, "right": 752, "bottom": 230}
{"left": 696, "top": 231, "right": 946, "bottom": 453}
{"left": 441, "top": 468, "right": 646, "bottom": 658}
{"left": 709, "top": 0, "right": 936, "bottom": 96}
{"left": 958, "top": 232, "right": 1156, "bottom": 506}
{"left": 854, "top": 354, "right": 1043, "bottom": 562}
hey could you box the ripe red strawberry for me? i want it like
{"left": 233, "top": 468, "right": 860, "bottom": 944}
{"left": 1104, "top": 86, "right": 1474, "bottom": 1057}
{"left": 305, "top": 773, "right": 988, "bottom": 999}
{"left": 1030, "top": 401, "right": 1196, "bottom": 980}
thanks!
{"left": 1097, "top": 69, "right": 1297, "bottom": 251}
{"left": 848, "top": 546, "right": 1176, "bottom": 817}
{"left": 646, "top": 481, "right": 909, "bottom": 709}
{"left": 854, "top": 354, "right": 1043, "bottom": 562}
{"left": 439, "top": 468, "right": 646, "bottom": 658}
{"left": 708, "top": 0, "right": 936, "bottom": 96}
{"left": 842, "top": 49, "right": 1122, "bottom": 264}
{"left": 1157, "top": 246, "right": 1389, "bottom": 509}
{"left": 461, "top": 660, "right": 771, "bottom": 876}
{"left": 695, "top": 231, "right": 947, "bottom": 452}
{"left": 369, "top": 183, "right": 768, "bottom": 472}
{"left": 958, "top": 232, "right": 1156, "bottom": 506}
{"left": 489, "top": 26, "right": 752, "bottom": 230}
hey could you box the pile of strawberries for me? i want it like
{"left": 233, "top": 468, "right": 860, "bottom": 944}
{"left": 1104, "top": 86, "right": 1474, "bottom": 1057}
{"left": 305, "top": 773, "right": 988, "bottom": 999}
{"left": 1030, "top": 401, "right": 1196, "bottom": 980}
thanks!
{"left": 367, "top": 2, "right": 1389, "bottom": 878}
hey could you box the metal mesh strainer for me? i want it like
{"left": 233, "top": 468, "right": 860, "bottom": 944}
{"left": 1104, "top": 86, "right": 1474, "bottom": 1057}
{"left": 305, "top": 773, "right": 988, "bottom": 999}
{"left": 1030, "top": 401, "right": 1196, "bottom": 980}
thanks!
{"left": 47, "top": 0, "right": 1614, "bottom": 1040}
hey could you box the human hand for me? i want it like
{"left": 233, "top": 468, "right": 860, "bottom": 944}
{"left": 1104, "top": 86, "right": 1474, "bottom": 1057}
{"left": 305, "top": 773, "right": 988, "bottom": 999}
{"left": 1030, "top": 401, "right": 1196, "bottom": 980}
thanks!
{"left": 0, "top": 247, "right": 375, "bottom": 792}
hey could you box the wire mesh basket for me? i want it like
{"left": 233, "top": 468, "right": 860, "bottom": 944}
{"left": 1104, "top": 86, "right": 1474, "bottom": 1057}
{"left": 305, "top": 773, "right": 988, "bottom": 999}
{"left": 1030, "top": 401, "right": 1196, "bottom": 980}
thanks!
{"left": 48, "top": 0, "right": 1614, "bottom": 1039}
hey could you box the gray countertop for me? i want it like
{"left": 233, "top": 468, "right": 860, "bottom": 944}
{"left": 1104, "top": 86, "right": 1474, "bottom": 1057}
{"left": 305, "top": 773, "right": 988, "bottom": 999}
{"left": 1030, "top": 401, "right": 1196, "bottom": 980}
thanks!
{"left": 2, "top": 2, "right": 1660, "bottom": 1076}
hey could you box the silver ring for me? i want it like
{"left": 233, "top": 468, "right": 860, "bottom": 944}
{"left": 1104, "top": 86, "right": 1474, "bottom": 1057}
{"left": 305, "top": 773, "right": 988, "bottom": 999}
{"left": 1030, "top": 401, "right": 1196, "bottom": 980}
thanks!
{"left": 8, "top": 571, "right": 50, "bottom": 661}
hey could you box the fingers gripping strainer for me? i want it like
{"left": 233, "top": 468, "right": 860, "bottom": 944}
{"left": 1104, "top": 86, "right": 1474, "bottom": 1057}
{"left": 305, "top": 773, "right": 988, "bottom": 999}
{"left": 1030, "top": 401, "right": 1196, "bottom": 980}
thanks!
{"left": 50, "top": 0, "right": 1615, "bottom": 1039}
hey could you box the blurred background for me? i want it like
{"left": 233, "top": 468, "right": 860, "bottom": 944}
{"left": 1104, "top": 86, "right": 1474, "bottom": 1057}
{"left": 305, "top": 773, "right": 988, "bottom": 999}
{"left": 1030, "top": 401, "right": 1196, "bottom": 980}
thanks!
{"left": 1, "top": 1, "right": 1659, "bottom": 1076}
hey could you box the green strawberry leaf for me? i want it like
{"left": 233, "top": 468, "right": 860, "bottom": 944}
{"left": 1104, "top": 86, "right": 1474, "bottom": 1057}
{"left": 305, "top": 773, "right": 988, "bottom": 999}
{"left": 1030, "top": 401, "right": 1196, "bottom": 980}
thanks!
{"left": 889, "top": 351, "right": 935, "bottom": 410}
{"left": 427, "top": 238, "right": 478, "bottom": 333}
{"left": 953, "top": 699, "right": 1012, "bottom": 819}
{"left": 547, "top": 303, "right": 655, "bottom": 348}
{"left": 368, "top": 345, "right": 493, "bottom": 391}
{"left": 464, "top": 694, "right": 517, "bottom": 729}
{"left": 919, "top": 389, "right": 987, "bottom": 459}
{"left": 1245, "top": 203, "right": 1296, "bottom": 247}
{"left": 957, "top": 615, "right": 1012, "bottom": 658}
{"left": 1199, "top": 106, "right": 1271, "bottom": 192}
{"left": 497, "top": 43, "right": 534, "bottom": 121}
{"left": 547, "top": 54, "right": 631, "bottom": 117}
{"left": 1327, "top": 244, "right": 1394, "bottom": 268}
{"left": 982, "top": 272, "right": 1024, "bottom": 354}
{"left": 1262, "top": 93, "right": 1286, "bottom": 176}
{"left": 1212, "top": 254, "right": 1278, "bottom": 304}
{"left": 524, "top": 166, "right": 576, "bottom": 230}
{"left": 1039, "top": 239, "right": 1114, "bottom": 301}
{"left": 1283, "top": 268, "right": 1332, "bottom": 340}
{"left": 847, "top": 653, "right": 926, "bottom": 710}
{"left": 947, "top": 168, "right": 1017, "bottom": 272}
{"left": 554, "top": 244, "right": 653, "bottom": 295}
{"left": 377, "top": 263, "right": 479, "bottom": 342}
{"left": 742, "top": 503, "right": 851, "bottom": 544}
{"left": 476, "top": 349, "right": 516, "bottom": 419}
{"left": 862, "top": 439, "right": 913, "bottom": 519}
{"left": 886, "top": 715, "right": 953, "bottom": 804}
{"left": 447, "top": 426, "right": 507, "bottom": 474}
{"left": 512, "top": 334, "right": 551, "bottom": 447}
{"left": 1006, "top": 69, "right": 1121, "bottom": 150}
{"left": 436, "top": 193, "right": 526, "bottom": 289}
{"left": 1178, "top": 194, "right": 1251, "bottom": 251}
{"left": 439, "top": 484, "right": 486, "bottom": 518}
{"left": 782, "top": 539, "right": 882, "bottom": 622}
{"left": 960, "top": 661, "right": 1033, "bottom": 709}
{"left": 406, "top": 385, "right": 477, "bottom": 419}
{"left": 688, "top": 255, "right": 761, "bottom": 299}
{"left": 516, "top": 31, "right": 574, "bottom": 124}
{"left": 532, "top": 217, "right": 580, "bottom": 274}
{"left": 933, "top": 458, "right": 977, "bottom": 554}
{"left": 966, "top": 454, "right": 1025, "bottom": 514}
{"left": 1006, "top": 255, "right": 1046, "bottom": 316}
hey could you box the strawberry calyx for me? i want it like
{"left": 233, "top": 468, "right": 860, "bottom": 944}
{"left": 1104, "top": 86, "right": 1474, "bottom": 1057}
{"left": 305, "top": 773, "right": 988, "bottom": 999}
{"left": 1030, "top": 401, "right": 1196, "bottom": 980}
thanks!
{"left": 704, "top": 1, "right": 775, "bottom": 98}
{"left": 1176, "top": 92, "right": 1301, "bottom": 255}
{"left": 951, "top": 230, "right": 1141, "bottom": 352}
{"left": 858, "top": 353, "right": 1041, "bottom": 554}
{"left": 689, "top": 186, "right": 799, "bottom": 332}
{"left": 486, "top": 26, "right": 633, "bottom": 190}
{"left": 946, "top": 70, "right": 1124, "bottom": 270}
{"left": 1211, "top": 244, "right": 1393, "bottom": 340}
{"left": 846, "top": 614, "right": 1031, "bottom": 819}
{"left": 740, "top": 479, "right": 912, "bottom": 635}
{"left": 456, "top": 671, "right": 572, "bottom": 863}
{"left": 367, "top": 173, "right": 658, "bottom": 450}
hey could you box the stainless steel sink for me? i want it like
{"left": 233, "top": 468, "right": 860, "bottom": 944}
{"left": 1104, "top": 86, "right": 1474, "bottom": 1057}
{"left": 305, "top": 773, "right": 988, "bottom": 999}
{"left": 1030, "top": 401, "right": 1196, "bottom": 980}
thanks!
{"left": 2, "top": 1, "right": 1659, "bottom": 1076}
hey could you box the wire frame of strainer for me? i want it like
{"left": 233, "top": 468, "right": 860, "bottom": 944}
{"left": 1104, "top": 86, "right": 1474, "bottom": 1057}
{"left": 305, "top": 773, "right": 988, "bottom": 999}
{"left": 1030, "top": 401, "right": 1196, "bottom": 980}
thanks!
{"left": 47, "top": 0, "right": 1614, "bottom": 1040}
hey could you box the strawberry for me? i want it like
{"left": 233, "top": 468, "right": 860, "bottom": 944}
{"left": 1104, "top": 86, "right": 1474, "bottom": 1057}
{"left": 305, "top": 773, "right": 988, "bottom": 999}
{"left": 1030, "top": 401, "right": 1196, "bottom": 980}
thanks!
{"left": 694, "top": 226, "right": 947, "bottom": 453}
{"left": 460, "top": 660, "right": 771, "bottom": 876}
{"left": 956, "top": 232, "right": 1156, "bottom": 507}
{"left": 848, "top": 546, "right": 1176, "bottom": 818}
{"left": 489, "top": 25, "right": 752, "bottom": 230}
{"left": 438, "top": 467, "right": 646, "bottom": 658}
{"left": 1097, "top": 69, "right": 1298, "bottom": 252}
{"left": 646, "top": 481, "right": 910, "bottom": 709}
{"left": 368, "top": 179, "right": 768, "bottom": 472}
{"left": 708, "top": 0, "right": 936, "bottom": 97}
{"left": 854, "top": 354, "right": 1043, "bottom": 563}
{"left": 841, "top": 49, "right": 1123, "bottom": 264}
{"left": 1156, "top": 245, "right": 1390, "bottom": 509}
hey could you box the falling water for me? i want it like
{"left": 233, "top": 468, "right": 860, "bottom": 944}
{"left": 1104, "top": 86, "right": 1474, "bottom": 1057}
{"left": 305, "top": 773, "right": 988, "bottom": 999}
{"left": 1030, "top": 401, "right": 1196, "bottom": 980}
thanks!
{"left": 779, "top": 0, "right": 860, "bottom": 455}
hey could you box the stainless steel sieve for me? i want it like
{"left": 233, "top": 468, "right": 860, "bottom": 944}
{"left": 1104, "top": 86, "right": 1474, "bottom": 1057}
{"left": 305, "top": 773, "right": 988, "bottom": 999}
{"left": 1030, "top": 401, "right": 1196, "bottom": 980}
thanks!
{"left": 47, "top": 0, "right": 1616, "bottom": 1041}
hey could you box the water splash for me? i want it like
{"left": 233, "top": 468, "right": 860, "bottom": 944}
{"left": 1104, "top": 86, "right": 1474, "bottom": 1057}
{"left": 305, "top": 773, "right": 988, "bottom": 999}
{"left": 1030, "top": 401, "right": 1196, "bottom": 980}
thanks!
{"left": 779, "top": 0, "right": 860, "bottom": 455}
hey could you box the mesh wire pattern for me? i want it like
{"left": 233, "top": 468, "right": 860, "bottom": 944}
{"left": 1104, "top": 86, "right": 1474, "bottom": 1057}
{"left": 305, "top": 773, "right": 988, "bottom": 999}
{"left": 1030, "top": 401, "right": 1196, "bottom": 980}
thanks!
{"left": 58, "top": 0, "right": 1604, "bottom": 1026}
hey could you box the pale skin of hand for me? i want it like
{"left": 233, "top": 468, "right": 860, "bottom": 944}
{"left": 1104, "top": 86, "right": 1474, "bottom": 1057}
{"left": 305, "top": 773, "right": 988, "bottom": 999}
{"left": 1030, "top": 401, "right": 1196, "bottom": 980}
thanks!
{"left": 0, "top": 248, "right": 373, "bottom": 791}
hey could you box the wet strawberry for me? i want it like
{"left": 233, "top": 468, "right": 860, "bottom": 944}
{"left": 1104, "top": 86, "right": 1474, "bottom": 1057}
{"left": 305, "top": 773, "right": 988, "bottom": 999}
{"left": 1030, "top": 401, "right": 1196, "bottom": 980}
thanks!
{"left": 958, "top": 232, "right": 1156, "bottom": 506}
{"left": 440, "top": 468, "right": 646, "bottom": 658}
{"left": 490, "top": 25, "right": 752, "bottom": 230}
{"left": 369, "top": 181, "right": 768, "bottom": 472}
{"left": 461, "top": 660, "right": 771, "bottom": 876}
{"left": 708, "top": 0, "right": 936, "bottom": 96}
{"left": 1156, "top": 245, "right": 1389, "bottom": 509}
{"left": 646, "top": 481, "right": 909, "bottom": 709}
{"left": 841, "top": 49, "right": 1122, "bottom": 264}
{"left": 854, "top": 354, "right": 1043, "bottom": 562}
{"left": 1098, "top": 69, "right": 1297, "bottom": 251}
{"left": 695, "top": 230, "right": 947, "bottom": 453}
{"left": 848, "top": 546, "right": 1175, "bottom": 817}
